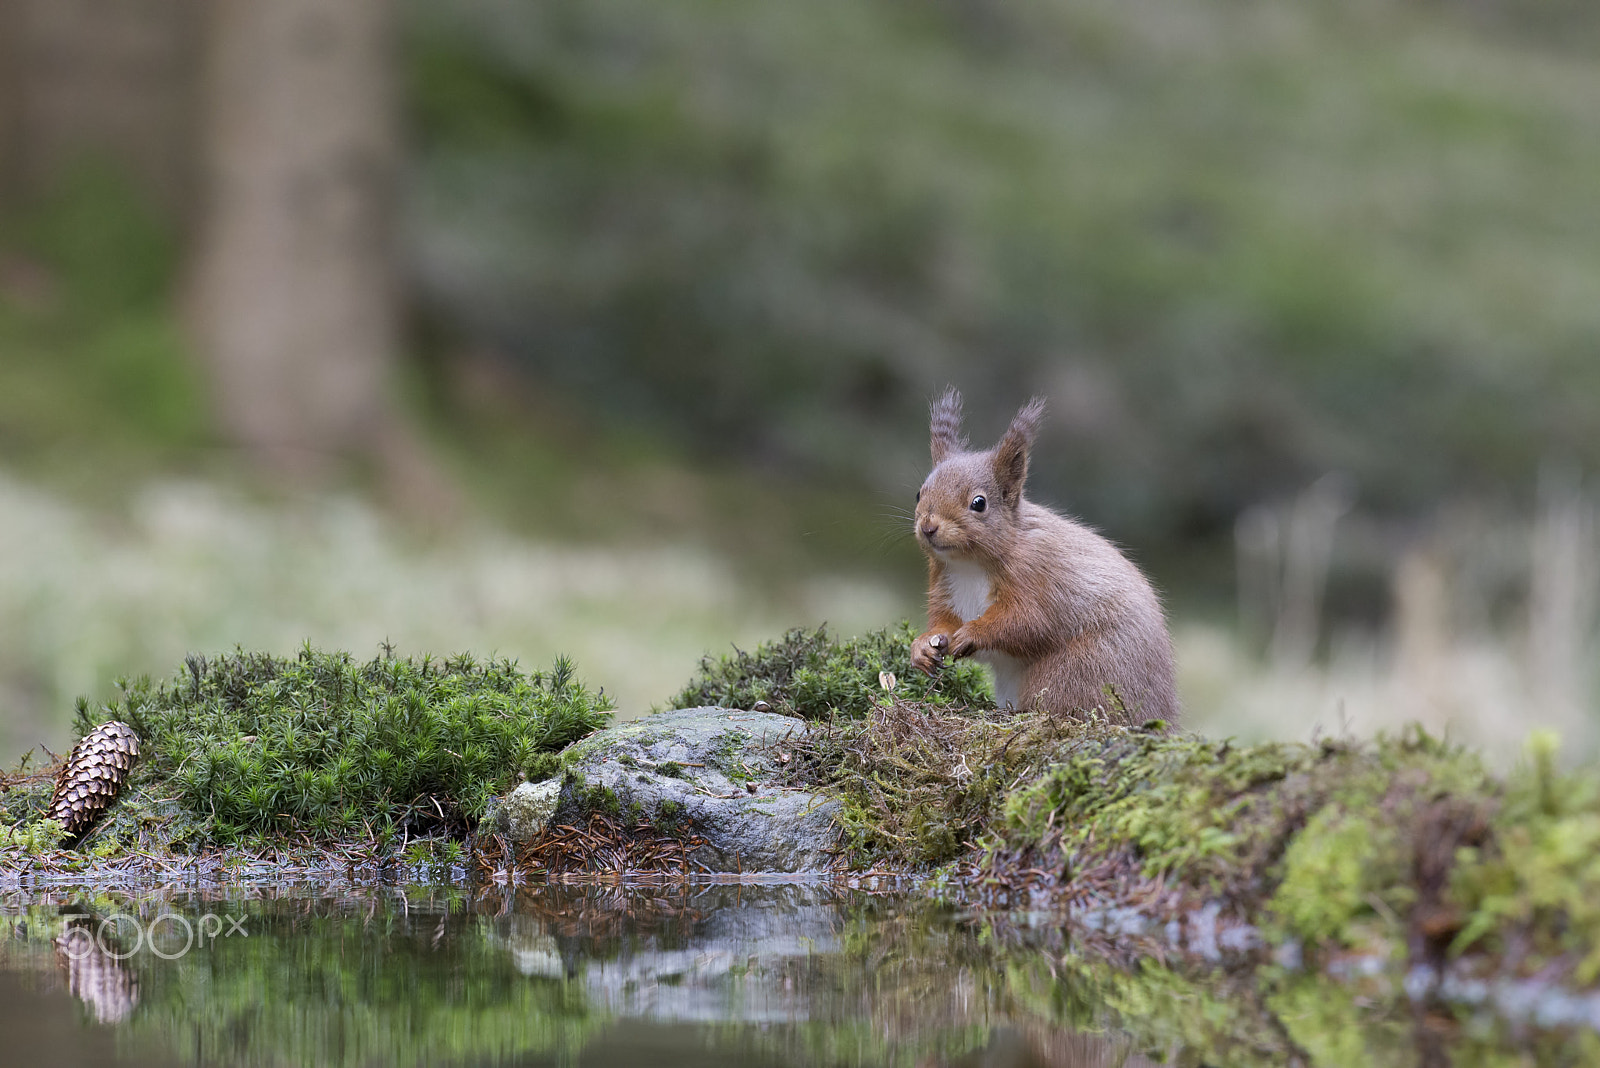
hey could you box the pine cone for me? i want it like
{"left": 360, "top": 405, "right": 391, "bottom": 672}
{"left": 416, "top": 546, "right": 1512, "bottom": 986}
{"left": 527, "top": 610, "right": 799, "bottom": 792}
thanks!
{"left": 47, "top": 721, "right": 141, "bottom": 838}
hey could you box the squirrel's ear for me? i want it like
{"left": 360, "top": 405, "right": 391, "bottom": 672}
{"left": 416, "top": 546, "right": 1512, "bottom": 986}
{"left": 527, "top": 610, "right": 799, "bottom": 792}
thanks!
{"left": 929, "top": 387, "right": 967, "bottom": 464}
{"left": 993, "top": 396, "right": 1046, "bottom": 504}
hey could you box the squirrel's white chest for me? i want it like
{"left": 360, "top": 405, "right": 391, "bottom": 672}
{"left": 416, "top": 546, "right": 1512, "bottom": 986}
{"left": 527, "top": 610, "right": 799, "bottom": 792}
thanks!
{"left": 941, "top": 560, "right": 993, "bottom": 622}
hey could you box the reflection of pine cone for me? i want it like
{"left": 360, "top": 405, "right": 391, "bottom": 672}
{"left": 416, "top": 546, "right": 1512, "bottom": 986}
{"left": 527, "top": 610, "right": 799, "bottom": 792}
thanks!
{"left": 48, "top": 722, "right": 140, "bottom": 838}
{"left": 55, "top": 924, "right": 140, "bottom": 1024}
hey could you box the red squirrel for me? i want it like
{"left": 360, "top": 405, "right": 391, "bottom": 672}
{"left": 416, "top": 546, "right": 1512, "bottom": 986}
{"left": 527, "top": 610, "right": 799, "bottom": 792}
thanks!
{"left": 910, "top": 388, "right": 1179, "bottom": 726}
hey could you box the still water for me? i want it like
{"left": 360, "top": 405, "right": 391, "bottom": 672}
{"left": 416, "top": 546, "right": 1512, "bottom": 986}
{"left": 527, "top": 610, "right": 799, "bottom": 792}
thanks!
{"left": 0, "top": 880, "right": 1590, "bottom": 1067}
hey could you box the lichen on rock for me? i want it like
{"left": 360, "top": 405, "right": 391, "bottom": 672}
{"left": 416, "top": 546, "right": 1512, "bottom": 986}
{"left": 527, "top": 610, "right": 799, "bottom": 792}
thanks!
{"left": 485, "top": 780, "right": 564, "bottom": 841}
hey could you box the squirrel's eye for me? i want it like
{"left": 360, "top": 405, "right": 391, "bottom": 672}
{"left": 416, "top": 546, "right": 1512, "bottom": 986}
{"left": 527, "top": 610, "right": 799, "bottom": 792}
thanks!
{"left": 970, "top": 495, "right": 987, "bottom": 513}
{"left": 915, "top": 490, "right": 921, "bottom": 503}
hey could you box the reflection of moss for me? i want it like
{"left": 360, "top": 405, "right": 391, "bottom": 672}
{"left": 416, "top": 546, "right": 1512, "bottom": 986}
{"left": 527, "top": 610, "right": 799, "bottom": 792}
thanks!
{"left": 817, "top": 895, "right": 1598, "bottom": 1067}
{"left": 5, "top": 883, "right": 1596, "bottom": 1065}
{"left": 3, "top": 897, "right": 605, "bottom": 1067}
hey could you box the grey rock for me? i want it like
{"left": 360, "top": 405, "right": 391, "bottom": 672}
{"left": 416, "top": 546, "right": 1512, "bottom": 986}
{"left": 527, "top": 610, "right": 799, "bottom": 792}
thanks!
{"left": 484, "top": 779, "right": 563, "bottom": 840}
{"left": 492, "top": 706, "right": 840, "bottom": 873}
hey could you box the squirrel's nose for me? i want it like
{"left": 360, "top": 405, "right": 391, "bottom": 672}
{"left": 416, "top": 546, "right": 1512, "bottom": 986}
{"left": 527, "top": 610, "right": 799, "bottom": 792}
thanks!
{"left": 920, "top": 521, "right": 939, "bottom": 539}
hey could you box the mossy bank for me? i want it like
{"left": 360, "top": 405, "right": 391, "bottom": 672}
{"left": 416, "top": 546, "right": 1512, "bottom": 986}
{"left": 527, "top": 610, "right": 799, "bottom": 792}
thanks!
{"left": 1, "top": 646, "right": 611, "bottom": 869}
{"left": 7, "top": 626, "right": 1600, "bottom": 994}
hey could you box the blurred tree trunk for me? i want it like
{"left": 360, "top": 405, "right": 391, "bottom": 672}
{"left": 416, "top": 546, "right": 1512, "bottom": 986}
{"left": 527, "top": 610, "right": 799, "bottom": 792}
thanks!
{"left": 187, "top": 0, "right": 435, "bottom": 491}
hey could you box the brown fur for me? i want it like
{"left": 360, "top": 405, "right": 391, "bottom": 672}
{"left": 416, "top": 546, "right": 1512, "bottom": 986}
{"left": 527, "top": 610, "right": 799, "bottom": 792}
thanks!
{"left": 910, "top": 390, "right": 1179, "bottom": 726}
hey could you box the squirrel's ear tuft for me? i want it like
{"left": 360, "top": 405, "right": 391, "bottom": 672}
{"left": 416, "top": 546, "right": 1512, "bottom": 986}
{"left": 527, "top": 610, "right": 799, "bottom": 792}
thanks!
{"left": 993, "top": 396, "right": 1046, "bottom": 504}
{"left": 929, "top": 386, "right": 967, "bottom": 464}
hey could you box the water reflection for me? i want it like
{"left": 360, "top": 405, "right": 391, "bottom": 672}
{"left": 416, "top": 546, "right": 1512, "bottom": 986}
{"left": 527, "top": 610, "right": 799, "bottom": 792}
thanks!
{"left": 0, "top": 882, "right": 1156, "bottom": 1067}
{"left": 0, "top": 881, "right": 1584, "bottom": 1066}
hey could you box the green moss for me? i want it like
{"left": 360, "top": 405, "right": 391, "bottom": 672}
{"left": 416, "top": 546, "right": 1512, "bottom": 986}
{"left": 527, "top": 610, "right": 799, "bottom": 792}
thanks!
{"left": 0, "top": 775, "right": 52, "bottom": 826}
{"left": 1000, "top": 731, "right": 1325, "bottom": 895}
{"left": 669, "top": 623, "right": 992, "bottom": 721}
{"left": 782, "top": 700, "right": 1094, "bottom": 869}
{"left": 991, "top": 724, "right": 1497, "bottom": 955}
{"left": 574, "top": 782, "right": 624, "bottom": 818}
{"left": 1450, "top": 731, "right": 1600, "bottom": 982}
{"left": 0, "top": 817, "right": 66, "bottom": 855}
{"left": 72, "top": 646, "right": 611, "bottom": 849}
{"left": 705, "top": 729, "right": 757, "bottom": 781}
{"left": 523, "top": 752, "right": 563, "bottom": 783}
{"left": 1270, "top": 804, "right": 1398, "bottom": 947}
{"left": 962, "top": 717, "right": 1600, "bottom": 983}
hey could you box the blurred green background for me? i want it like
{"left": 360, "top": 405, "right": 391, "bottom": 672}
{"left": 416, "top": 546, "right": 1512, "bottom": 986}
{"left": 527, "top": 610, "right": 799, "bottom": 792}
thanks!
{"left": 0, "top": 0, "right": 1596, "bottom": 763}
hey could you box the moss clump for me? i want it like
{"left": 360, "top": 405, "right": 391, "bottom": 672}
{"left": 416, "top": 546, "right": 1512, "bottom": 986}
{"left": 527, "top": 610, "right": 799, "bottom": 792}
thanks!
{"left": 775, "top": 702, "right": 1098, "bottom": 869}
{"left": 572, "top": 781, "right": 624, "bottom": 818}
{"left": 656, "top": 798, "right": 686, "bottom": 831}
{"left": 522, "top": 752, "right": 564, "bottom": 783}
{"left": 1449, "top": 730, "right": 1600, "bottom": 983}
{"left": 0, "top": 817, "right": 66, "bottom": 855}
{"left": 670, "top": 623, "right": 992, "bottom": 720}
{"left": 0, "top": 770, "right": 52, "bottom": 826}
{"left": 73, "top": 646, "right": 611, "bottom": 848}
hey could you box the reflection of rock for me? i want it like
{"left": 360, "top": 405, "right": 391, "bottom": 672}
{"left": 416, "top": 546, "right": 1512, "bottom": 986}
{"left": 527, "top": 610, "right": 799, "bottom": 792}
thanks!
{"left": 486, "top": 708, "right": 839, "bottom": 873}
{"left": 54, "top": 925, "right": 139, "bottom": 1024}
{"left": 488, "top": 884, "right": 844, "bottom": 1022}
{"left": 483, "top": 884, "right": 1174, "bottom": 1066}
{"left": 508, "top": 932, "right": 567, "bottom": 980}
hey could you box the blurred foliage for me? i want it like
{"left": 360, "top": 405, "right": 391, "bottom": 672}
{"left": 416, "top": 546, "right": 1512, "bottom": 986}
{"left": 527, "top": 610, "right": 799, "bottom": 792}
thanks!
{"left": 0, "top": 164, "right": 209, "bottom": 484}
{"left": 74, "top": 647, "right": 610, "bottom": 848}
{"left": 403, "top": 0, "right": 1600, "bottom": 564}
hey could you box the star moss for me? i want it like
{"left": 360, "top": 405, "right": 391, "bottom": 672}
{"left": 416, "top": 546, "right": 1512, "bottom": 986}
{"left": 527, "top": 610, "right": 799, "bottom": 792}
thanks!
{"left": 669, "top": 622, "right": 992, "bottom": 720}
{"left": 73, "top": 646, "right": 611, "bottom": 848}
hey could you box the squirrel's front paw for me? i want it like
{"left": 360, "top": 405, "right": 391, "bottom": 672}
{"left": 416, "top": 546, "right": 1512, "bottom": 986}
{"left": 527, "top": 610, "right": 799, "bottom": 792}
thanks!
{"left": 911, "top": 631, "right": 949, "bottom": 674}
{"left": 946, "top": 627, "right": 978, "bottom": 660}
